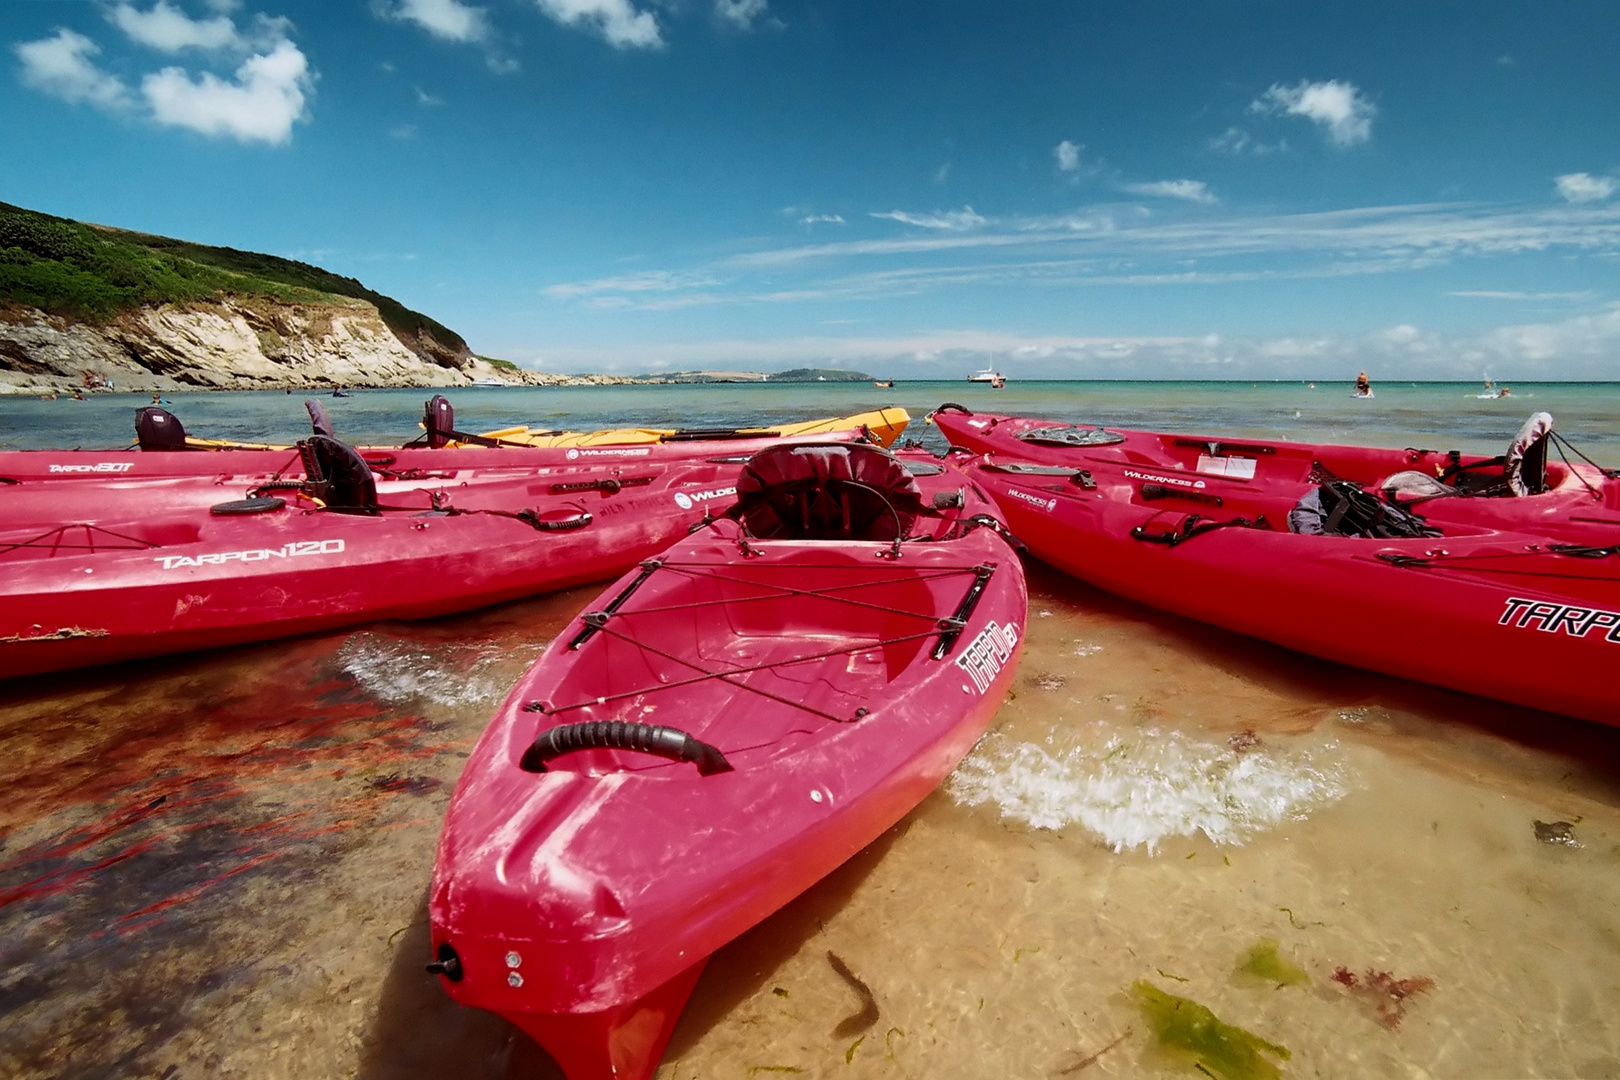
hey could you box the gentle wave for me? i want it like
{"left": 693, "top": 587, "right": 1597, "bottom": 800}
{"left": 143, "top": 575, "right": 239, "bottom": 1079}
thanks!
{"left": 335, "top": 632, "right": 532, "bottom": 709}
{"left": 946, "top": 722, "right": 1351, "bottom": 854}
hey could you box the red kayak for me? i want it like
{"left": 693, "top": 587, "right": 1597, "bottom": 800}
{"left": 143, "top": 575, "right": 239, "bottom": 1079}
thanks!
{"left": 0, "top": 435, "right": 788, "bottom": 678}
{"left": 0, "top": 399, "right": 909, "bottom": 530}
{"left": 428, "top": 443, "right": 1026, "bottom": 1080}
{"left": 932, "top": 404, "right": 1620, "bottom": 726}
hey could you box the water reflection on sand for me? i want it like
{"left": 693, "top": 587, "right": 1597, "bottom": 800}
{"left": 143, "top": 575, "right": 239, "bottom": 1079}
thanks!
{"left": 2, "top": 563, "right": 1618, "bottom": 1079}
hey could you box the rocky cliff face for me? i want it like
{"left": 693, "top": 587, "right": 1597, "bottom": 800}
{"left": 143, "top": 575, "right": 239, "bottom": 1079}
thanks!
{"left": 0, "top": 297, "right": 507, "bottom": 394}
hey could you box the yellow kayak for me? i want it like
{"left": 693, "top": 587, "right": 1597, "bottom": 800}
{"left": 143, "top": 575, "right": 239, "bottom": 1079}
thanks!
{"left": 465, "top": 406, "right": 911, "bottom": 449}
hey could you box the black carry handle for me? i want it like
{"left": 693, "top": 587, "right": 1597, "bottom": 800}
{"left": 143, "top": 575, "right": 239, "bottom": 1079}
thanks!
{"left": 1140, "top": 482, "right": 1223, "bottom": 507}
{"left": 519, "top": 721, "right": 734, "bottom": 775}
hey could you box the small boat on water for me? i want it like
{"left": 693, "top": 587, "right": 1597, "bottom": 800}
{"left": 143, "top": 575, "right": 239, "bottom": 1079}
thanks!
{"left": 967, "top": 366, "right": 1004, "bottom": 385}
{"left": 427, "top": 442, "right": 1026, "bottom": 1080}
{"left": 931, "top": 404, "right": 1620, "bottom": 726}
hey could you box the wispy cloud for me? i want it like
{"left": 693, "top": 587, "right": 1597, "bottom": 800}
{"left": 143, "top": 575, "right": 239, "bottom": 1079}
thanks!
{"left": 415, "top": 86, "right": 442, "bottom": 105}
{"left": 714, "top": 0, "right": 768, "bottom": 30}
{"left": 1555, "top": 172, "right": 1616, "bottom": 204}
{"left": 1054, "top": 139, "right": 1081, "bottom": 172}
{"left": 1123, "top": 179, "right": 1216, "bottom": 204}
{"left": 1252, "top": 79, "right": 1375, "bottom": 147}
{"left": 1209, "top": 126, "right": 1282, "bottom": 156}
{"left": 799, "top": 214, "right": 845, "bottom": 226}
{"left": 1450, "top": 290, "right": 1596, "bottom": 301}
{"left": 531, "top": 0, "right": 662, "bottom": 49}
{"left": 14, "top": 28, "right": 131, "bottom": 109}
{"left": 376, "top": 0, "right": 491, "bottom": 44}
{"left": 544, "top": 269, "right": 722, "bottom": 300}
{"left": 144, "top": 38, "right": 313, "bottom": 144}
{"left": 869, "top": 206, "right": 987, "bottom": 231}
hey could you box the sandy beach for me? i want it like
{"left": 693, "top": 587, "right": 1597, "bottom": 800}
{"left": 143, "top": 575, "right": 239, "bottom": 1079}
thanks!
{"left": 4, "top": 548, "right": 1616, "bottom": 1078}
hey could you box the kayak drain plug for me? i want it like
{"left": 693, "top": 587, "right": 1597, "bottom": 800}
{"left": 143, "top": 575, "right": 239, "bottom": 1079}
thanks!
{"left": 426, "top": 943, "right": 464, "bottom": 982}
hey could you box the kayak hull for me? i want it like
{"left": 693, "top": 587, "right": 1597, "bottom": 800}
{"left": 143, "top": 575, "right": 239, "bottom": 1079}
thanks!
{"left": 934, "top": 408, "right": 1620, "bottom": 726}
{"left": 429, "top": 449, "right": 1026, "bottom": 1078}
{"left": 0, "top": 461, "right": 747, "bottom": 678}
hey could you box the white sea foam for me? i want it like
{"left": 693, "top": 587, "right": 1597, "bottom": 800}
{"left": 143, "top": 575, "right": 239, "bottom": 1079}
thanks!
{"left": 336, "top": 633, "right": 532, "bottom": 709}
{"left": 946, "top": 723, "right": 1351, "bottom": 854}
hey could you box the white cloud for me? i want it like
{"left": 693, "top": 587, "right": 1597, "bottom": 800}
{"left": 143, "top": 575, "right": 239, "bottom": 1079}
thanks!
{"left": 532, "top": 0, "right": 662, "bottom": 49}
{"left": 870, "top": 206, "right": 987, "bottom": 231}
{"left": 14, "top": 29, "right": 131, "bottom": 108}
{"left": 800, "top": 214, "right": 845, "bottom": 226}
{"left": 1124, "top": 179, "right": 1216, "bottom": 204}
{"left": 378, "top": 0, "right": 491, "bottom": 44}
{"left": 1054, "top": 140, "right": 1081, "bottom": 172}
{"left": 143, "top": 39, "right": 312, "bottom": 144}
{"left": 715, "top": 0, "right": 767, "bottom": 29}
{"left": 1253, "top": 79, "right": 1375, "bottom": 147}
{"left": 1555, "top": 172, "right": 1616, "bottom": 204}
{"left": 415, "top": 86, "right": 443, "bottom": 105}
{"left": 108, "top": 2, "right": 240, "bottom": 52}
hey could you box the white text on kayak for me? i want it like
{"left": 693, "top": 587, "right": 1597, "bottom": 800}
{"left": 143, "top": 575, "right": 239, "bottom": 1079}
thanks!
{"left": 155, "top": 540, "right": 346, "bottom": 570}
{"left": 955, "top": 620, "right": 1019, "bottom": 693}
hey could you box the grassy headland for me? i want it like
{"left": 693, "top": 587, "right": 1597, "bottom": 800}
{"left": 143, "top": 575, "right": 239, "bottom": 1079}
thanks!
{"left": 0, "top": 200, "right": 467, "bottom": 362}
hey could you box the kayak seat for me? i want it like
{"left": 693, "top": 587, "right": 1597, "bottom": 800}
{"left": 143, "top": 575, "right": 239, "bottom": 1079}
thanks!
{"left": 731, "top": 444, "right": 926, "bottom": 541}
{"left": 299, "top": 435, "right": 378, "bottom": 515}
{"left": 1289, "top": 479, "right": 1441, "bottom": 539}
{"left": 135, "top": 407, "right": 189, "bottom": 451}
{"left": 1504, "top": 412, "right": 1553, "bottom": 496}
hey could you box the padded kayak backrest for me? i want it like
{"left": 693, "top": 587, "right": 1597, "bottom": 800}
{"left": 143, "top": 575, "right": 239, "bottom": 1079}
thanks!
{"left": 1379, "top": 470, "right": 1456, "bottom": 503}
{"left": 298, "top": 435, "right": 378, "bottom": 514}
{"left": 424, "top": 395, "right": 454, "bottom": 449}
{"left": 732, "top": 443, "right": 925, "bottom": 541}
{"left": 1504, "top": 412, "right": 1553, "bottom": 496}
{"left": 305, "top": 398, "right": 335, "bottom": 439}
{"left": 135, "top": 407, "right": 188, "bottom": 451}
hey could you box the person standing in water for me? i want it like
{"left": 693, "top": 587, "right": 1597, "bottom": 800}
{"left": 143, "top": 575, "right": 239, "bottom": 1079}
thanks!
{"left": 1354, "top": 370, "right": 1372, "bottom": 396}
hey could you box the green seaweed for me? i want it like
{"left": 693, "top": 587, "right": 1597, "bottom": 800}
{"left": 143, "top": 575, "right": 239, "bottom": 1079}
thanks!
{"left": 1131, "top": 981, "right": 1290, "bottom": 1080}
{"left": 1236, "top": 940, "right": 1310, "bottom": 988}
{"left": 746, "top": 1068, "right": 804, "bottom": 1076}
{"left": 845, "top": 1035, "right": 865, "bottom": 1064}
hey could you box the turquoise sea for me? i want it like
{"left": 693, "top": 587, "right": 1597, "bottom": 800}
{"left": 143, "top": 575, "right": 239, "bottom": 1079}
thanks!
{"left": 4, "top": 378, "right": 1620, "bottom": 1079}
{"left": 5, "top": 380, "right": 1620, "bottom": 461}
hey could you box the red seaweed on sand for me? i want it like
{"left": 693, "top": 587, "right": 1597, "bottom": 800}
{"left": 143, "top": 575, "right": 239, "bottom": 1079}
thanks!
{"left": 1331, "top": 967, "right": 1435, "bottom": 1029}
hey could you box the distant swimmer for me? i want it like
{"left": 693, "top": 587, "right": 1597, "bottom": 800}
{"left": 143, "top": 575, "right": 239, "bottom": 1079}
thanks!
{"left": 1353, "top": 371, "right": 1373, "bottom": 398}
{"left": 151, "top": 393, "right": 172, "bottom": 405}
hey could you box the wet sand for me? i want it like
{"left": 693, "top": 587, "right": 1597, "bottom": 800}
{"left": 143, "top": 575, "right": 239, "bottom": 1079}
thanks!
{"left": 3, "top": 561, "right": 1619, "bottom": 1080}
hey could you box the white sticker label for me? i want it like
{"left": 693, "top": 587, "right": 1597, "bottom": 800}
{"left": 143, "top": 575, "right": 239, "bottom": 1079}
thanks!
{"left": 155, "top": 539, "right": 345, "bottom": 570}
{"left": 1195, "top": 454, "right": 1257, "bottom": 480}
{"left": 49, "top": 462, "right": 135, "bottom": 474}
{"left": 954, "top": 620, "right": 1019, "bottom": 694}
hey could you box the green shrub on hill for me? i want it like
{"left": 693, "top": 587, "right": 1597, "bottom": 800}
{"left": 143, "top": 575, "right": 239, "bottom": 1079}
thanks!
{"left": 0, "top": 201, "right": 467, "bottom": 361}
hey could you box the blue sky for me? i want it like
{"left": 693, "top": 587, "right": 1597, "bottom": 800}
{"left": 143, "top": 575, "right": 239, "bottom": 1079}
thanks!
{"left": 5, "top": 1, "right": 1620, "bottom": 379}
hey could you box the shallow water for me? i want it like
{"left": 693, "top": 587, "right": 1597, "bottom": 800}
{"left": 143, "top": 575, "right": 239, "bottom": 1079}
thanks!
{"left": 2, "top": 386, "right": 1619, "bottom": 1079}
{"left": 7, "top": 380, "right": 1620, "bottom": 463}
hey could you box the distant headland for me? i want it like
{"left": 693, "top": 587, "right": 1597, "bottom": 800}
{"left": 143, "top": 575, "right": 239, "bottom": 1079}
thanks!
{"left": 0, "top": 200, "right": 639, "bottom": 396}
